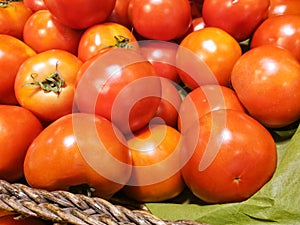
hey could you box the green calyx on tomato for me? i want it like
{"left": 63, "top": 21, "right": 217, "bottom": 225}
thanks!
{"left": 23, "top": 61, "right": 65, "bottom": 94}
{"left": 0, "top": 0, "right": 22, "bottom": 8}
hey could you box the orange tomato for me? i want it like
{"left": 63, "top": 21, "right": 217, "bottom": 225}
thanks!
{"left": 123, "top": 124, "right": 185, "bottom": 202}
{"left": 177, "top": 27, "right": 242, "bottom": 89}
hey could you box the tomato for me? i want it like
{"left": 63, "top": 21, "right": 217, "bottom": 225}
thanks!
{"left": 77, "top": 22, "right": 137, "bottom": 62}
{"left": 75, "top": 48, "right": 161, "bottom": 134}
{"left": 181, "top": 109, "right": 277, "bottom": 203}
{"left": 107, "top": 0, "right": 132, "bottom": 28}
{"left": 177, "top": 27, "right": 242, "bottom": 89}
{"left": 14, "top": 49, "right": 82, "bottom": 122}
{"left": 0, "top": 1, "right": 33, "bottom": 40}
{"left": 231, "top": 45, "right": 300, "bottom": 128}
{"left": 23, "top": 10, "right": 83, "bottom": 55}
{"left": 139, "top": 40, "right": 181, "bottom": 83}
{"left": 123, "top": 124, "right": 185, "bottom": 202}
{"left": 178, "top": 85, "right": 245, "bottom": 133}
{"left": 0, "top": 105, "right": 43, "bottom": 182}
{"left": 23, "top": 0, "right": 47, "bottom": 12}
{"left": 190, "top": 0, "right": 203, "bottom": 18}
{"left": 129, "top": 0, "right": 192, "bottom": 41}
{"left": 268, "top": 0, "right": 300, "bottom": 17}
{"left": 0, "top": 215, "right": 48, "bottom": 225}
{"left": 43, "top": 0, "right": 116, "bottom": 29}
{"left": 153, "top": 78, "right": 182, "bottom": 128}
{"left": 250, "top": 14, "right": 300, "bottom": 62}
{"left": 202, "top": 0, "right": 270, "bottom": 41}
{"left": 0, "top": 35, "right": 36, "bottom": 105}
{"left": 24, "top": 113, "right": 132, "bottom": 199}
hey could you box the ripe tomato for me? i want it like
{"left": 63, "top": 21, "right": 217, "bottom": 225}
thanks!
{"left": 0, "top": 105, "right": 43, "bottom": 182}
{"left": 14, "top": 49, "right": 82, "bottom": 122}
{"left": 250, "top": 14, "right": 300, "bottom": 62}
{"left": 24, "top": 113, "right": 132, "bottom": 199}
{"left": 23, "top": 0, "right": 47, "bottom": 12}
{"left": 139, "top": 40, "right": 181, "bottom": 83}
{"left": 0, "top": 1, "right": 32, "bottom": 40}
{"left": 178, "top": 85, "right": 245, "bottom": 133}
{"left": 75, "top": 48, "right": 161, "bottom": 134}
{"left": 23, "top": 10, "right": 83, "bottom": 55}
{"left": 181, "top": 109, "right": 277, "bottom": 203}
{"left": 177, "top": 27, "right": 242, "bottom": 89}
{"left": 43, "top": 0, "right": 116, "bottom": 29}
{"left": 268, "top": 0, "right": 300, "bottom": 17}
{"left": 77, "top": 22, "right": 137, "bottom": 62}
{"left": 231, "top": 45, "right": 300, "bottom": 128}
{"left": 123, "top": 124, "right": 185, "bottom": 202}
{"left": 202, "top": 0, "right": 270, "bottom": 41}
{"left": 0, "top": 215, "right": 48, "bottom": 225}
{"left": 0, "top": 35, "right": 36, "bottom": 105}
{"left": 129, "top": 0, "right": 192, "bottom": 41}
{"left": 107, "top": 0, "right": 132, "bottom": 28}
{"left": 153, "top": 78, "right": 182, "bottom": 128}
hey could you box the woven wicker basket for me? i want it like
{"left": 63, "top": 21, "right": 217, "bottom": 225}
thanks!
{"left": 0, "top": 179, "right": 208, "bottom": 225}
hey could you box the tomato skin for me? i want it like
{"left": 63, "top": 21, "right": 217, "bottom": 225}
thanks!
{"left": 77, "top": 22, "right": 137, "bottom": 62}
{"left": 231, "top": 45, "right": 300, "bottom": 128}
{"left": 0, "top": 215, "right": 48, "bottom": 225}
{"left": 0, "top": 105, "right": 43, "bottom": 183}
{"left": 23, "top": 10, "right": 83, "bottom": 55}
{"left": 24, "top": 113, "right": 132, "bottom": 199}
{"left": 154, "top": 78, "right": 182, "bottom": 128}
{"left": 202, "top": 0, "right": 270, "bottom": 41}
{"left": 178, "top": 85, "right": 245, "bottom": 133}
{"left": 107, "top": 0, "right": 132, "bottom": 28}
{"left": 43, "top": 0, "right": 116, "bottom": 29}
{"left": 139, "top": 41, "right": 181, "bottom": 83}
{"left": 177, "top": 27, "right": 242, "bottom": 89}
{"left": 250, "top": 15, "right": 300, "bottom": 63}
{"left": 123, "top": 124, "right": 185, "bottom": 202}
{"left": 181, "top": 109, "right": 277, "bottom": 203}
{"left": 14, "top": 49, "right": 82, "bottom": 122}
{"left": 0, "top": 2, "right": 33, "bottom": 40}
{"left": 75, "top": 48, "right": 161, "bottom": 134}
{"left": 129, "top": 0, "right": 192, "bottom": 41}
{"left": 23, "top": 0, "right": 47, "bottom": 12}
{"left": 0, "top": 35, "right": 36, "bottom": 105}
{"left": 268, "top": 0, "right": 300, "bottom": 17}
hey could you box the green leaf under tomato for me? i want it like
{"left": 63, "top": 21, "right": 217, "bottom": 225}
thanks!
{"left": 147, "top": 123, "right": 300, "bottom": 225}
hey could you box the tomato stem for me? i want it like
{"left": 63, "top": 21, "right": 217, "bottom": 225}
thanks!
{"left": 106, "top": 35, "right": 133, "bottom": 49}
{"left": 23, "top": 62, "right": 65, "bottom": 94}
{"left": 0, "top": 0, "right": 22, "bottom": 8}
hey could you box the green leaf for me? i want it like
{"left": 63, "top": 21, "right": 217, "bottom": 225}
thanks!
{"left": 147, "top": 124, "right": 300, "bottom": 225}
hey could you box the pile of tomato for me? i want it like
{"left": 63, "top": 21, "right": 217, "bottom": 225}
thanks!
{"left": 1, "top": 0, "right": 300, "bottom": 223}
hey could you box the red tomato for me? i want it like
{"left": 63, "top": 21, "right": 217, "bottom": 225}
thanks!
{"left": 123, "top": 124, "right": 185, "bottom": 202}
{"left": 177, "top": 27, "right": 242, "bottom": 89}
{"left": 0, "top": 215, "right": 48, "bottom": 225}
{"left": 231, "top": 45, "right": 300, "bottom": 128}
{"left": 107, "top": 0, "right": 132, "bottom": 28}
{"left": 43, "top": 0, "right": 116, "bottom": 29}
{"left": 0, "top": 35, "right": 36, "bottom": 105}
{"left": 129, "top": 0, "right": 192, "bottom": 41}
{"left": 23, "top": 0, "right": 47, "bottom": 12}
{"left": 250, "top": 14, "right": 300, "bottom": 62}
{"left": 153, "top": 78, "right": 182, "bottom": 128}
{"left": 190, "top": 0, "right": 203, "bottom": 18}
{"left": 77, "top": 22, "right": 137, "bottom": 62}
{"left": 181, "top": 109, "right": 277, "bottom": 203}
{"left": 0, "top": 1, "right": 33, "bottom": 40}
{"left": 139, "top": 40, "right": 181, "bottom": 83}
{"left": 23, "top": 10, "right": 83, "bottom": 55}
{"left": 14, "top": 49, "right": 82, "bottom": 122}
{"left": 268, "top": 0, "right": 300, "bottom": 17}
{"left": 24, "top": 113, "right": 132, "bottom": 199}
{"left": 202, "top": 0, "right": 270, "bottom": 41}
{"left": 178, "top": 85, "right": 245, "bottom": 133}
{"left": 75, "top": 48, "right": 161, "bottom": 134}
{"left": 0, "top": 105, "right": 43, "bottom": 182}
